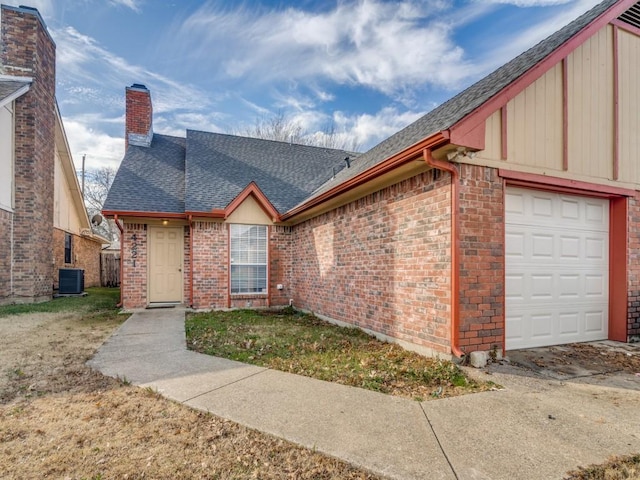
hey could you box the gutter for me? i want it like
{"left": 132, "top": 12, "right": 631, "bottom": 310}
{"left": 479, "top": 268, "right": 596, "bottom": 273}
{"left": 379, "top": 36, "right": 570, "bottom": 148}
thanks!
{"left": 188, "top": 214, "right": 194, "bottom": 308}
{"left": 423, "top": 149, "right": 465, "bottom": 360}
{"left": 281, "top": 132, "right": 449, "bottom": 221}
{"left": 113, "top": 214, "right": 125, "bottom": 308}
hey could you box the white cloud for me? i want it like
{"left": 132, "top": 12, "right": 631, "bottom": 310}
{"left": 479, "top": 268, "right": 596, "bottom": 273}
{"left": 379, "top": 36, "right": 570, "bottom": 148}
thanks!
{"left": 480, "top": 0, "right": 571, "bottom": 5}
{"left": 52, "top": 26, "right": 213, "bottom": 113}
{"left": 109, "top": 0, "right": 142, "bottom": 12}
{"left": 334, "top": 107, "right": 426, "bottom": 150}
{"left": 177, "top": 0, "right": 475, "bottom": 97}
{"left": 62, "top": 117, "right": 125, "bottom": 170}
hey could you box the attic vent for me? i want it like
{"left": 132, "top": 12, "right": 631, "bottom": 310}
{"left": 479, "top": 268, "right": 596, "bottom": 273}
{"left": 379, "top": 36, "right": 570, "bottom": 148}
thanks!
{"left": 618, "top": 2, "right": 640, "bottom": 29}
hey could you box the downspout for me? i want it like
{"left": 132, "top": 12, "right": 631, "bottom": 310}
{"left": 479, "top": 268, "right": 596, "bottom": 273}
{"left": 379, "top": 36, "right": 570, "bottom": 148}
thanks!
{"left": 114, "top": 214, "right": 124, "bottom": 308}
{"left": 423, "top": 149, "right": 465, "bottom": 360}
{"left": 188, "top": 215, "right": 194, "bottom": 308}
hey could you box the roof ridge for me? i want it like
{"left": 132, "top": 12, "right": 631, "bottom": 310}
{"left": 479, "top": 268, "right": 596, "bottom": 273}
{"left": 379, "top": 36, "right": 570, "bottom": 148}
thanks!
{"left": 185, "top": 128, "right": 357, "bottom": 154}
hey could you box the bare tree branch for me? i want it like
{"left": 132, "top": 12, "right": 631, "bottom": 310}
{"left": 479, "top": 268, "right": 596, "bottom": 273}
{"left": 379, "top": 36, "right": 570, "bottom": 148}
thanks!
{"left": 234, "top": 112, "right": 360, "bottom": 151}
{"left": 82, "top": 166, "right": 118, "bottom": 242}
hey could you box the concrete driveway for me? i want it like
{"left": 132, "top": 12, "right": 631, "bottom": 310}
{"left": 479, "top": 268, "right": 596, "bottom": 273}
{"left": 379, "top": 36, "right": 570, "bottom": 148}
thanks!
{"left": 89, "top": 309, "right": 640, "bottom": 480}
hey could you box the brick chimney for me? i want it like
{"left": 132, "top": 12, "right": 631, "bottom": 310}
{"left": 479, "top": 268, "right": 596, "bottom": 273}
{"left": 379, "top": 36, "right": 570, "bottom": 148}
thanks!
{"left": 125, "top": 83, "right": 153, "bottom": 148}
{"left": 1, "top": 5, "right": 56, "bottom": 302}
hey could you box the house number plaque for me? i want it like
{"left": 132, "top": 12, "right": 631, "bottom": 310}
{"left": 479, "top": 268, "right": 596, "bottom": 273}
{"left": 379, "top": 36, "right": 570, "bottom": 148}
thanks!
{"left": 131, "top": 233, "right": 138, "bottom": 267}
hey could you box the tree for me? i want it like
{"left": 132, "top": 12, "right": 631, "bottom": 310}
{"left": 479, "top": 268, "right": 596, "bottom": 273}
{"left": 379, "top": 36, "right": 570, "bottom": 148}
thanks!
{"left": 82, "top": 166, "right": 118, "bottom": 243}
{"left": 236, "top": 112, "right": 360, "bottom": 152}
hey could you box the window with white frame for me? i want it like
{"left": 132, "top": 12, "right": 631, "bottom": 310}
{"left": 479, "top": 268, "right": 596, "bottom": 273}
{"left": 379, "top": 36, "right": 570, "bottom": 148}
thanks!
{"left": 230, "top": 224, "right": 267, "bottom": 294}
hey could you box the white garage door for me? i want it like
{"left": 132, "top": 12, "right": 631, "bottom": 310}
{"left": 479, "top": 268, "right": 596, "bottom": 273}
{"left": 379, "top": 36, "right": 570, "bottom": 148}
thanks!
{"left": 505, "top": 187, "right": 609, "bottom": 350}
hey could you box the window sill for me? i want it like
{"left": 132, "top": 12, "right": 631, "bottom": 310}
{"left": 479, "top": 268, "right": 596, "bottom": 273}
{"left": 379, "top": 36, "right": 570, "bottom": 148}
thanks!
{"left": 231, "top": 293, "right": 268, "bottom": 299}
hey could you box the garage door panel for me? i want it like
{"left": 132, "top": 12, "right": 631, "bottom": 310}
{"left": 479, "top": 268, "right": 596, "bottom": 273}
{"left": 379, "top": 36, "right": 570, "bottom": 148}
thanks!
{"left": 559, "top": 312, "right": 580, "bottom": 335}
{"left": 505, "top": 187, "right": 608, "bottom": 350}
{"left": 508, "top": 308, "right": 607, "bottom": 349}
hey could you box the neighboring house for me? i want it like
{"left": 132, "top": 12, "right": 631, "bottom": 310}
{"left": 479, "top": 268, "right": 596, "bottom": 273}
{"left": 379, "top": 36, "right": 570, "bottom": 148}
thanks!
{"left": 104, "top": 0, "right": 640, "bottom": 358}
{"left": 0, "top": 5, "right": 105, "bottom": 304}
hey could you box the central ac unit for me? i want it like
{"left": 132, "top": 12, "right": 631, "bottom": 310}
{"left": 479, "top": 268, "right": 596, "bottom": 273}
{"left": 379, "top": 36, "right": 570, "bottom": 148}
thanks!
{"left": 59, "top": 268, "right": 84, "bottom": 294}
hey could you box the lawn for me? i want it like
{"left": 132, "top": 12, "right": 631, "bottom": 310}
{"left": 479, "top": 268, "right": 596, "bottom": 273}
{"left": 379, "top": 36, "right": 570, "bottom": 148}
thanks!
{"left": 0, "top": 289, "right": 378, "bottom": 479}
{"left": 186, "top": 308, "right": 495, "bottom": 401}
{"left": 0, "top": 286, "right": 121, "bottom": 319}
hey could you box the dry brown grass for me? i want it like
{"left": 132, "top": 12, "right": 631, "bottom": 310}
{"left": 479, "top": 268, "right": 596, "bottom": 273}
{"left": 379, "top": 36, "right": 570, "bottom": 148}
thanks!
{"left": 565, "top": 454, "right": 640, "bottom": 480}
{"left": 0, "top": 290, "right": 381, "bottom": 479}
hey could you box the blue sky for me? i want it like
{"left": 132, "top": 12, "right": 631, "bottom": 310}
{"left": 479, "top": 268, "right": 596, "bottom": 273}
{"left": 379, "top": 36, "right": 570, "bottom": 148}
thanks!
{"left": 17, "top": 0, "right": 602, "bottom": 171}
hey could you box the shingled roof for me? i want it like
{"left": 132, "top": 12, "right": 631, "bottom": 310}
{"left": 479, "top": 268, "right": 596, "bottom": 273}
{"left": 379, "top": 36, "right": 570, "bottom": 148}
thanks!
{"left": 105, "top": 130, "right": 354, "bottom": 215}
{"left": 304, "top": 0, "right": 620, "bottom": 201}
{"left": 0, "top": 77, "right": 30, "bottom": 107}
{"left": 185, "top": 130, "right": 353, "bottom": 213}
{"left": 104, "top": 134, "right": 186, "bottom": 214}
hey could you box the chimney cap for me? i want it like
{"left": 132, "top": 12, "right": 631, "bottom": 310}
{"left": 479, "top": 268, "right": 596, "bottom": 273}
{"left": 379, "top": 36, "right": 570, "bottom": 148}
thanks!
{"left": 128, "top": 83, "right": 149, "bottom": 91}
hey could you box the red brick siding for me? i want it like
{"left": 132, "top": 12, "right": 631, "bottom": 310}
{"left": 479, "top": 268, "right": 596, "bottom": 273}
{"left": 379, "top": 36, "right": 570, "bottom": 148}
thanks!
{"left": 52, "top": 228, "right": 102, "bottom": 289}
{"left": 269, "top": 225, "right": 293, "bottom": 307}
{"left": 0, "top": 209, "right": 13, "bottom": 302}
{"left": 122, "top": 223, "right": 147, "bottom": 308}
{"left": 191, "top": 222, "right": 228, "bottom": 309}
{"left": 184, "top": 225, "right": 191, "bottom": 305}
{"left": 125, "top": 87, "right": 152, "bottom": 147}
{"left": 628, "top": 194, "right": 640, "bottom": 340}
{"left": 458, "top": 165, "right": 505, "bottom": 352}
{"left": 1, "top": 7, "right": 56, "bottom": 302}
{"left": 290, "top": 170, "right": 452, "bottom": 354}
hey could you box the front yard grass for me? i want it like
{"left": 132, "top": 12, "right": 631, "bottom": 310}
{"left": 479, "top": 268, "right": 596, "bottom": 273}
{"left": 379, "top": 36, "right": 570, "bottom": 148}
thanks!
{"left": 0, "top": 287, "right": 121, "bottom": 321}
{"left": 186, "top": 308, "right": 497, "bottom": 400}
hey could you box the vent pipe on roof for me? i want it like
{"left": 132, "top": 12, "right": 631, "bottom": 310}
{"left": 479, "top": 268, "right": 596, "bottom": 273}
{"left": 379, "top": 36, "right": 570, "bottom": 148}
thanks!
{"left": 344, "top": 156, "right": 350, "bottom": 168}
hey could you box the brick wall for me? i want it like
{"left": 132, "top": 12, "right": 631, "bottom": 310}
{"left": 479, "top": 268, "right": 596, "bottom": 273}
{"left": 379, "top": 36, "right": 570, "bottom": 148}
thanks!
{"left": 290, "top": 170, "right": 453, "bottom": 355}
{"left": 0, "top": 209, "right": 13, "bottom": 303}
{"left": 191, "top": 221, "right": 228, "bottom": 309}
{"left": 125, "top": 85, "right": 152, "bottom": 148}
{"left": 122, "top": 223, "right": 147, "bottom": 308}
{"left": 269, "top": 225, "right": 293, "bottom": 306}
{"left": 52, "top": 228, "right": 102, "bottom": 289}
{"left": 628, "top": 194, "right": 640, "bottom": 340}
{"left": 458, "top": 164, "right": 505, "bottom": 352}
{"left": 1, "top": 6, "right": 56, "bottom": 303}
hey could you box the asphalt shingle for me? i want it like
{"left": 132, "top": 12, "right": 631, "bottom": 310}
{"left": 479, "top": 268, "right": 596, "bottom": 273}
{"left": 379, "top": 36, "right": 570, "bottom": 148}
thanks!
{"left": 104, "top": 134, "right": 185, "bottom": 214}
{"left": 185, "top": 130, "right": 354, "bottom": 213}
{"left": 0, "top": 78, "right": 30, "bottom": 105}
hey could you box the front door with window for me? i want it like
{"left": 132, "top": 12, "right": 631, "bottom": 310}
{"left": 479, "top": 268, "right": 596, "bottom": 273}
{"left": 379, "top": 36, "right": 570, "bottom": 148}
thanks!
{"left": 148, "top": 226, "right": 183, "bottom": 303}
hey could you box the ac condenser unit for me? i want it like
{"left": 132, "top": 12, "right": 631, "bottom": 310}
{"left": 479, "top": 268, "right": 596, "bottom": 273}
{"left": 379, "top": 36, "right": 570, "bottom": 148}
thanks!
{"left": 59, "top": 268, "right": 84, "bottom": 294}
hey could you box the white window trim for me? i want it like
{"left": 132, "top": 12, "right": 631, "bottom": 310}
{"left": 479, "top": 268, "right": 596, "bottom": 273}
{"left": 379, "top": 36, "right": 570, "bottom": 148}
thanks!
{"left": 229, "top": 224, "right": 268, "bottom": 295}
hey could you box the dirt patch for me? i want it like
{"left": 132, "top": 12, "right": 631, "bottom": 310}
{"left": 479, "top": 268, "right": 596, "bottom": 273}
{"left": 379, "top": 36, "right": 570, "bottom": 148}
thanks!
{"left": 0, "top": 308, "right": 380, "bottom": 479}
{"left": 0, "top": 312, "right": 122, "bottom": 403}
{"left": 490, "top": 342, "right": 640, "bottom": 385}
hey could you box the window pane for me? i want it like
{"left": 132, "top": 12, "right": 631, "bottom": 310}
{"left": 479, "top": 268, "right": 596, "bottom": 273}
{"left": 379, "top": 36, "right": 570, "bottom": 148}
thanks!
{"left": 230, "top": 224, "right": 267, "bottom": 293}
{"left": 230, "top": 265, "right": 267, "bottom": 293}
{"left": 64, "top": 233, "right": 72, "bottom": 264}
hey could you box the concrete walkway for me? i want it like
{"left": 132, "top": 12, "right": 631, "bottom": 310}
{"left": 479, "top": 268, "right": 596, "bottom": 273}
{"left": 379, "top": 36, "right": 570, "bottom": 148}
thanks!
{"left": 88, "top": 309, "right": 640, "bottom": 480}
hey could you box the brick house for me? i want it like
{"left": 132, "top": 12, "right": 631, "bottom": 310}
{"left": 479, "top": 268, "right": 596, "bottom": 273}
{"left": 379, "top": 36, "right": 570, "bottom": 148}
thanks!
{"left": 0, "top": 5, "right": 105, "bottom": 305}
{"left": 104, "top": 0, "right": 640, "bottom": 357}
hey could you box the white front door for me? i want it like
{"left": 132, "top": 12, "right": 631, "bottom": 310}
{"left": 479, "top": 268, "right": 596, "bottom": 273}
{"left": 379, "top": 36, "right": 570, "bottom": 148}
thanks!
{"left": 505, "top": 187, "right": 609, "bottom": 350}
{"left": 148, "top": 226, "right": 183, "bottom": 303}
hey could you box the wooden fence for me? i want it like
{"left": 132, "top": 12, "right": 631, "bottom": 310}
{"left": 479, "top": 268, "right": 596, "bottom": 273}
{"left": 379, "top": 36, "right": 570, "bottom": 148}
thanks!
{"left": 101, "top": 252, "right": 120, "bottom": 287}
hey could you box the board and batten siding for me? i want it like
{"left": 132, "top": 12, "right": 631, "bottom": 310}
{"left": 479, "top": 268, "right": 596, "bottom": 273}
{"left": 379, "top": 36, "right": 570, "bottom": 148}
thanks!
{"left": 474, "top": 23, "right": 640, "bottom": 189}
{"left": 567, "top": 25, "right": 614, "bottom": 180}
{"left": 618, "top": 27, "right": 640, "bottom": 183}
